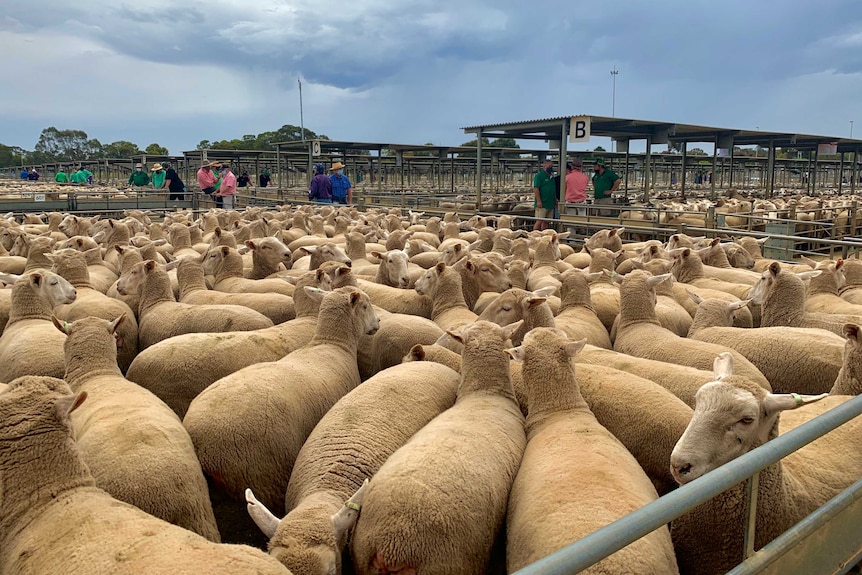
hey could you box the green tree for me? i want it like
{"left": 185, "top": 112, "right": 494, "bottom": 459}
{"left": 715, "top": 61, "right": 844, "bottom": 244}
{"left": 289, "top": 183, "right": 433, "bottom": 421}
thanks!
{"left": 196, "top": 140, "right": 211, "bottom": 150}
{"left": 489, "top": 138, "right": 519, "bottom": 148}
{"left": 103, "top": 140, "right": 143, "bottom": 158}
{"left": 34, "top": 127, "right": 101, "bottom": 161}
{"left": 593, "top": 146, "right": 607, "bottom": 152}
{"left": 461, "top": 137, "right": 491, "bottom": 147}
{"left": 145, "top": 143, "right": 169, "bottom": 155}
{"left": 0, "top": 145, "right": 27, "bottom": 167}
{"left": 688, "top": 148, "right": 707, "bottom": 156}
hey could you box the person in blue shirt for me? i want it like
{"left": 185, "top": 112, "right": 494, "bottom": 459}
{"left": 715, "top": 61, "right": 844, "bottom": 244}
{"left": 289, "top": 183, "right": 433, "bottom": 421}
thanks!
{"left": 20, "top": 168, "right": 29, "bottom": 180}
{"left": 328, "top": 161, "right": 353, "bottom": 205}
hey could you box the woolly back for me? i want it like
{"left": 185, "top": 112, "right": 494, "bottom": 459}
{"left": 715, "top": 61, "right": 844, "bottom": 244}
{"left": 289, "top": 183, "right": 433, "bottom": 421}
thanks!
{"left": 586, "top": 247, "right": 617, "bottom": 275}
{"left": 761, "top": 269, "right": 806, "bottom": 326}
{"left": 841, "top": 259, "right": 862, "bottom": 288}
{"left": 309, "top": 287, "right": 372, "bottom": 350}
{"left": 618, "top": 270, "right": 661, "bottom": 326}
{"left": 176, "top": 257, "right": 208, "bottom": 296}
{"left": 519, "top": 328, "right": 586, "bottom": 428}
{"left": 308, "top": 215, "right": 326, "bottom": 236}
{"left": 102, "top": 221, "right": 131, "bottom": 248}
{"left": 689, "top": 299, "right": 735, "bottom": 334}
{"left": 442, "top": 221, "right": 460, "bottom": 240}
{"left": 49, "top": 249, "right": 91, "bottom": 288}
{"left": 345, "top": 231, "right": 367, "bottom": 260}
{"left": 293, "top": 270, "right": 332, "bottom": 317}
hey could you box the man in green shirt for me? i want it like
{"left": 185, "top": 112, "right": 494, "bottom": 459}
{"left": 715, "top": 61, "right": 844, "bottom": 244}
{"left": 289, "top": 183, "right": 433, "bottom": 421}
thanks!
{"left": 151, "top": 163, "right": 167, "bottom": 190}
{"left": 532, "top": 158, "right": 557, "bottom": 231}
{"left": 591, "top": 158, "right": 621, "bottom": 216}
{"left": 70, "top": 169, "right": 87, "bottom": 184}
{"left": 81, "top": 167, "right": 94, "bottom": 184}
{"left": 128, "top": 163, "right": 150, "bottom": 187}
{"left": 55, "top": 170, "right": 68, "bottom": 183}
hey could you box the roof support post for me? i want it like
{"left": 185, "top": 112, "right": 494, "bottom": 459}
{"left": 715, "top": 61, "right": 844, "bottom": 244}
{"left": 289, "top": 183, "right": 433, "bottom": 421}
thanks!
{"left": 729, "top": 145, "right": 735, "bottom": 188}
{"left": 476, "top": 131, "right": 483, "bottom": 210}
{"left": 839, "top": 151, "right": 846, "bottom": 195}
{"left": 643, "top": 136, "right": 652, "bottom": 203}
{"left": 711, "top": 136, "right": 718, "bottom": 200}
{"left": 680, "top": 141, "right": 687, "bottom": 202}
{"left": 559, "top": 119, "right": 569, "bottom": 215}
{"left": 377, "top": 148, "right": 383, "bottom": 198}
{"left": 852, "top": 149, "right": 858, "bottom": 196}
{"left": 623, "top": 142, "right": 630, "bottom": 200}
{"left": 767, "top": 139, "right": 776, "bottom": 198}
{"left": 306, "top": 142, "right": 313, "bottom": 187}
{"left": 813, "top": 145, "right": 820, "bottom": 193}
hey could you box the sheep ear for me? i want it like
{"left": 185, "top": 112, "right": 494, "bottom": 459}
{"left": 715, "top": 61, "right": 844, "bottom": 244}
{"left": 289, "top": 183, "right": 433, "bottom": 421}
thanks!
{"left": 303, "top": 286, "right": 327, "bottom": 302}
{"left": 44, "top": 252, "right": 57, "bottom": 263}
{"left": 144, "top": 260, "right": 157, "bottom": 272}
{"left": 0, "top": 272, "right": 20, "bottom": 286}
{"left": 501, "top": 320, "right": 524, "bottom": 341}
{"left": 506, "top": 346, "right": 525, "bottom": 362}
{"left": 163, "top": 259, "right": 181, "bottom": 272}
{"left": 687, "top": 290, "right": 703, "bottom": 304}
{"left": 109, "top": 314, "right": 126, "bottom": 333}
{"left": 281, "top": 275, "right": 298, "bottom": 286}
{"left": 646, "top": 273, "right": 671, "bottom": 287}
{"left": 757, "top": 236, "right": 770, "bottom": 245}
{"left": 332, "top": 479, "right": 369, "bottom": 543}
{"left": 152, "top": 238, "right": 167, "bottom": 246}
{"left": 370, "top": 251, "right": 383, "bottom": 261}
{"left": 727, "top": 299, "right": 751, "bottom": 312}
{"left": 237, "top": 246, "right": 250, "bottom": 255}
{"left": 54, "top": 391, "right": 87, "bottom": 421}
{"left": 800, "top": 256, "right": 817, "bottom": 269}
{"left": 407, "top": 344, "right": 426, "bottom": 361}
{"left": 84, "top": 246, "right": 101, "bottom": 258}
{"left": 51, "top": 315, "right": 70, "bottom": 334}
{"left": 713, "top": 352, "right": 734, "bottom": 381}
{"left": 797, "top": 270, "right": 822, "bottom": 281}
{"left": 303, "top": 245, "right": 319, "bottom": 255}
{"left": 446, "top": 326, "right": 466, "bottom": 344}
{"left": 531, "top": 286, "right": 556, "bottom": 299}
{"left": 844, "top": 324, "right": 860, "bottom": 343}
{"left": 349, "top": 290, "right": 362, "bottom": 306}
{"left": 435, "top": 262, "right": 446, "bottom": 274}
{"left": 558, "top": 231, "right": 571, "bottom": 240}
{"left": 565, "top": 339, "right": 587, "bottom": 358}
{"left": 762, "top": 392, "right": 828, "bottom": 417}
{"left": 768, "top": 262, "right": 781, "bottom": 276}
{"left": 244, "top": 488, "right": 281, "bottom": 539}
{"left": 29, "top": 272, "right": 43, "bottom": 287}
{"left": 220, "top": 246, "right": 230, "bottom": 256}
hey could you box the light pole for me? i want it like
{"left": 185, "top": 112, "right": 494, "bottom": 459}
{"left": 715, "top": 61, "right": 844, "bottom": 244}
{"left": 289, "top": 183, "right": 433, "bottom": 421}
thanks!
{"left": 610, "top": 67, "right": 619, "bottom": 118}
{"left": 298, "top": 77, "right": 305, "bottom": 142}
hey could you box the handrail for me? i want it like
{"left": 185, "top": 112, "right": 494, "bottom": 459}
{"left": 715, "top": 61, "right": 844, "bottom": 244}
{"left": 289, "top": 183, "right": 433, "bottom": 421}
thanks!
{"left": 512, "top": 394, "right": 862, "bottom": 575}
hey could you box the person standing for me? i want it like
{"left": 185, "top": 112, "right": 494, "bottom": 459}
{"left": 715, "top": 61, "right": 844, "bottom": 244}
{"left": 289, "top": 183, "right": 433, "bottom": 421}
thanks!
{"left": 259, "top": 168, "right": 271, "bottom": 188}
{"left": 70, "top": 168, "right": 87, "bottom": 185}
{"left": 27, "top": 168, "right": 40, "bottom": 181}
{"left": 20, "top": 168, "right": 29, "bottom": 180}
{"left": 81, "top": 166, "right": 93, "bottom": 185}
{"left": 55, "top": 168, "right": 69, "bottom": 183}
{"left": 163, "top": 162, "right": 186, "bottom": 201}
{"left": 308, "top": 163, "right": 332, "bottom": 203}
{"left": 329, "top": 161, "right": 353, "bottom": 205}
{"left": 151, "top": 163, "right": 167, "bottom": 191}
{"left": 128, "top": 163, "right": 150, "bottom": 187}
{"left": 197, "top": 161, "right": 219, "bottom": 206}
{"left": 591, "top": 158, "right": 621, "bottom": 216}
{"left": 237, "top": 170, "right": 251, "bottom": 188}
{"left": 532, "top": 158, "right": 557, "bottom": 231}
{"left": 565, "top": 158, "right": 589, "bottom": 216}
{"left": 214, "top": 163, "right": 237, "bottom": 210}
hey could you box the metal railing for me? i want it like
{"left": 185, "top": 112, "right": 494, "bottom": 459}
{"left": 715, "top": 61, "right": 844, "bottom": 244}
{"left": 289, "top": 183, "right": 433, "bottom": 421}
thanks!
{"left": 513, "top": 394, "right": 862, "bottom": 575}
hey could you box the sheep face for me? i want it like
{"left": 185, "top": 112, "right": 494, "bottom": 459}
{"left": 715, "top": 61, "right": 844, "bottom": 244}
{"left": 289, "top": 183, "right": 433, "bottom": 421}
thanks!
{"left": 306, "top": 244, "right": 351, "bottom": 266}
{"left": 9, "top": 233, "right": 30, "bottom": 257}
{"left": 724, "top": 245, "right": 755, "bottom": 269}
{"left": 464, "top": 258, "right": 512, "bottom": 293}
{"left": 27, "top": 271, "right": 77, "bottom": 306}
{"left": 373, "top": 250, "right": 410, "bottom": 288}
{"left": 439, "top": 243, "right": 466, "bottom": 266}
{"left": 201, "top": 248, "right": 227, "bottom": 275}
{"left": 117, "top": 260, "right": 156, "bottom": 296}
{"left": 415, "top": 263, "right": 445, "bottom": 296}
{"left": 247, "top": 237, "right": 292, "bottom": 267}
{"left": 350, "top": 290, "right": 380, "bottom": 336}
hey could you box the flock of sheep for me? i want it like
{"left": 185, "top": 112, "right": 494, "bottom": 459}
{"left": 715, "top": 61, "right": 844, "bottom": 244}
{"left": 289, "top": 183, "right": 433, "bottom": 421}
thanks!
{"left": 0, "top": 204, "right": 861, "bottom": 575}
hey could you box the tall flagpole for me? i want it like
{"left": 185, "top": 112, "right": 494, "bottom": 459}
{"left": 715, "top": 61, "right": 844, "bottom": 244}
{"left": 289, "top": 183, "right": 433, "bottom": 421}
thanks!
{"left": 298, "top": 77, "right": 305, "bottom": 142}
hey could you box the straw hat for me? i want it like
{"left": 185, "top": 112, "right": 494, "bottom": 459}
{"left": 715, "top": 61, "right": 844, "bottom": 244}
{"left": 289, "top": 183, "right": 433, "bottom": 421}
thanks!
{"left": 151, "top": 163, "right": 163, "bottom": 171}
{"left": 201, "top": 161, "right": 217, "bottom": 169}
{"left": 135, "top": 163, "right": 143, "bottom": 168}
{"left": 330, "top": 161, "right": 346, "bottom": 171}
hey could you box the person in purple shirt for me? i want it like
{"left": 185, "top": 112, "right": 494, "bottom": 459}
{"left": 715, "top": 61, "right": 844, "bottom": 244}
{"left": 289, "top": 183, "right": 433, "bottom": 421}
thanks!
{"left": 308, "top": 163, "right": 332, "bottom": 203}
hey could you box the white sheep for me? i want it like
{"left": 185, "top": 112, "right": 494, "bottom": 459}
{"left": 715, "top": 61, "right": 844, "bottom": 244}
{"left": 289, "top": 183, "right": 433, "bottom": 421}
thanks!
{"left": 53, "top": 315, "right": 220, "bottom": 541}
{"left": 0, "top": 270, "right": 76, "bottom": 382}
{"left": 551, "top": 268, "right": 613, "bottom": 348}
{"left": 351, "top": 320, "right": 526, "bottom": 575}
{"left": 184, "top": 287, "right": 380, "bottom": 518}
{"left": 245, "top": 362, "right": 460, "bottom": 575}
{"left": 203, "top": 246, "right": 296, "bottom": 297}
{"left": 414, "top": 261, "right": 478, "bottom": 331}
{"left": 670, "top": 353, "right": 862, "bottom": 575}
{"left": 506, "top": 328, "right": 679, "bottom": 574}
{"left": 0, "top": 376, "right": 291, "bottom": 575}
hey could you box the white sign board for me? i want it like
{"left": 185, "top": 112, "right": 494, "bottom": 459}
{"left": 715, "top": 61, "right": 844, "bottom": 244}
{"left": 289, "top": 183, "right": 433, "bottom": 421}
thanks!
{"left": 33, "top": 194, "right": 46, "bottom": 202}
{"left": 312, "top": 140, "right": 321, "bottom": 157}
{"left": 818, "top": 142, "right": 838, "bottom": 155}
{"left": 717, "top": 148, "right": 730, "bottom": 158}
{"left": 569, "top": 116, "right": 591, "bottom": 143}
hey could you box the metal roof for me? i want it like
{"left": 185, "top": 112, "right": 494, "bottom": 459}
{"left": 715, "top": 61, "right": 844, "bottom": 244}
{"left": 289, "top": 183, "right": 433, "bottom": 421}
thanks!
{"left": 462, "top": 115, "right": 862, "bottom": 152}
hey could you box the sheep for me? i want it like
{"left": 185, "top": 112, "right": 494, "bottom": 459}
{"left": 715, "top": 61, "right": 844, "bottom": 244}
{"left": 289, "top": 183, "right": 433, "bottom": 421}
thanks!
{"left": 244, "top": 236, "right": 293, "bottom": 279}
{"left": 47, "top": 248, "right": 139, "bottom": 373}
{"left": 586, "top": 246, "right": 623, "bottom": 331}
{"left": 610, "top": 265, "right": 693, "bottom": 340}
{"left": 552, "top": 268, "right": 613, "bottom": 348}
{"left": 127, "top": 268, "right": 335, "bottom": 419}
{"left": 839, "top": 258, "right": 862, "bottom": 305}
{"left": 452, "top": 254, "right": 513, "bottom": 310}
{"left": 505, "top": 328, "right": 680, "bottom": 574}
{"left": 525, "top": 232, "right": 568, "bottom": 294}
{"left": 289, "top": 243, "right": 352, "bottom": 272}
{"left": 0, "top": 376, "right": 291, "bottom": 575}
{"left": 177, "top": 257, "right": 295, "bottom": 324}
{"left": 57, "top": 234, "right": 119, "bottom": 292}
{"left": 750, "top": 262, "right": 862, "bottom": 337}
{"left": 478, "top": 286, "right": 556, "bottom": 346}
{"left": 117, "top": 259, "right": 273, "bottom": 349}
{"left": 694, "top": 238, "right": 761, "bottom": 284}
{"left": 723, "top": 242, "right": 756, "bottom": 269}
{"left": 53, "top": 315, "right": 220, "bottom": 541}
{"left": 184, "top": 287, "right": 380, "bottom": 518}
{"left": 105, "top": 244, "right": 146, "bottom": 320}
{"left": 344, "top": 231, "right": 379, "bottom": 273}
{"left": 367, "top": 249, "right": 411, "bottom": 288}
{"left": 613, "top": 269, "right": 770, "bottom": 387}
{"left": 168, "top": 222, "right": 203, "bottom": 258}
{"left": 735, "top": 235, "right": 812, "bottom": 273}
{"left": 245, "top": 362, "right": 460, "bottom": 575}
{"left": 831, "top": 324, "right": 862, "bottom": 395}
{"left": 405, "top": 339, "right": 694, "bottom": 495}
{"left": 669, "top": 353, "right": 862, "bottom": 575}
{"left": 803, "top": 258, "right": 862, "bottom": 316}
{"left": 414, "top": 261, "right": 478, "bottom": 332}
{"left": 585, "top": 227, "right": 625, "bottom": 251}
{"left": 357, "top": 310, "right": 444, "bottom": 380}
{"left": 203, "top": 246, "right": 296, "bottom": 297}
{"left": 350, "top": 320, "right": 526, "bottom": 575}
{"left": 0, "top": 285, "right": 10, "bottom": 337}
{"left": 688, "top": 295, "right": 844, "bottom": 394}
{"left": 0, "top": 271, "right": 77, "bottom": 382}
{"left": 354, "top": 278, "right": 434, "bottom": 318}
{"left": 18, "top": 234, "right": 56, "bottom": 271}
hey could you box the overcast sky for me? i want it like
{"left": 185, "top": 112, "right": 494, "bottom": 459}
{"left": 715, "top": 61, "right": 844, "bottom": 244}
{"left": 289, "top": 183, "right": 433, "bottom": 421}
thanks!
{"left": 3, "top": 0, "right": 862, "bottom": 155}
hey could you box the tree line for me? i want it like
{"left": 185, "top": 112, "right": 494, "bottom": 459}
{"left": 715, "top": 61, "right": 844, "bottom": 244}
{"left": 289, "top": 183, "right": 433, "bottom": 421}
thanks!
{"left": 1, "top": 124, "right": 328, "bottom": 167}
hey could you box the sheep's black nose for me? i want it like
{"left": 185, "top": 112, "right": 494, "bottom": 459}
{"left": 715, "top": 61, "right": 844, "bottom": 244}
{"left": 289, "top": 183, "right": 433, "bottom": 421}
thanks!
{"left": 678, "top": 463, "right": 692, "bottom": 475}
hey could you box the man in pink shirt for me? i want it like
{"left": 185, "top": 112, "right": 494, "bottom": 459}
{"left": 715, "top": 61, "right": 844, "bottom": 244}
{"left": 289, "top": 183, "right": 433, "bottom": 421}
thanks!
{"left": 565, "top": 158, "right": 589, "bottom": 216}
{"left": 197, "top": 161, "right": 219, "bottom": 206}
{"left": 214, "top": 163, "right": 237, "bottom": 210}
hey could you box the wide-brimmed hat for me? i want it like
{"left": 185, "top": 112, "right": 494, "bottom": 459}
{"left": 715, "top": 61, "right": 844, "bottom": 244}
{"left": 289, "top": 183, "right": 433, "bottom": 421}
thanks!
{"left": 201, "top": 161, "right": 218, "bottom": 168}
{"left": 330, "top": 161, "right": 346, "bottom": 171}
{"left": 135, "top": 163, "right": 143, "bottom": 168}
{"left": 151, "top": 163, "right": 163, "bottom": 171}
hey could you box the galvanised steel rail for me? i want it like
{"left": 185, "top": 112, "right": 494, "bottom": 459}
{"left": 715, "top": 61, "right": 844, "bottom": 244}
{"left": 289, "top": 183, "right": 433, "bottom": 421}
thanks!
{"left": 512, "top": 394, "right": 862, "bottom": 575}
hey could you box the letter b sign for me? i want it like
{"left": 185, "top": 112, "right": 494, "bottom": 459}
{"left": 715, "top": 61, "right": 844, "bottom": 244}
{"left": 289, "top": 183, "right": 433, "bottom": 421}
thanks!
{"left": 569, "top": 116, "right": 591, "bottom": 143}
